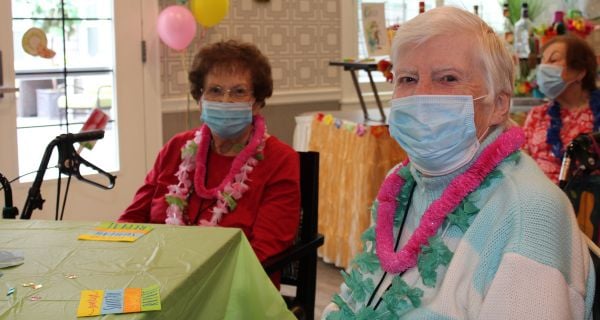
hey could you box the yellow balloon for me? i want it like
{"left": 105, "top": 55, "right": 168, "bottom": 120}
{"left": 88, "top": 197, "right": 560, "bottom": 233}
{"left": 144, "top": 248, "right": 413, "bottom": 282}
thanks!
{"left": 190, "top": 0, "right": 230, "bottom": 28}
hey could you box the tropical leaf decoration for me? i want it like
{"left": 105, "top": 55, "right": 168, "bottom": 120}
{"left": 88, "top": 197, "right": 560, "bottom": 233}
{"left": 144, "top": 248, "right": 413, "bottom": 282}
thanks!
{"left": 341, "top": 269, "right": 375, "bottom": 302}
{"left": 353, "top": 251, "right": 380, "bottom": 273}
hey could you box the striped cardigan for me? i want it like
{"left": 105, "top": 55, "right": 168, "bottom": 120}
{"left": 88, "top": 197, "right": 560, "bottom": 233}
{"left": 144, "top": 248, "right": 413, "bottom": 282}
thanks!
{"left": 323, "top": 129, "right": 594, "bottom": 319}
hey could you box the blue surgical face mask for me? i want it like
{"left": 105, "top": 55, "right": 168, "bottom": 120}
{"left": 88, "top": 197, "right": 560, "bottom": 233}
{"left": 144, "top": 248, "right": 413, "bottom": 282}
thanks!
{"left": 389, "top": 94, "right": 485, "bottom": 176}
{"left": 201, "top": 99, "right": 253, "bottom": 139}
{"left": 536, "top": 64, "right": 569, "bottom": 99}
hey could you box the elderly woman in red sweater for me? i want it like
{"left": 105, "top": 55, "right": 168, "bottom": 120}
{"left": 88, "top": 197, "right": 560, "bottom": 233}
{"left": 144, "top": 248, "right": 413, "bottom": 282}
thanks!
{"left": 119, "top": 40, "right": 300, "bottom": 268}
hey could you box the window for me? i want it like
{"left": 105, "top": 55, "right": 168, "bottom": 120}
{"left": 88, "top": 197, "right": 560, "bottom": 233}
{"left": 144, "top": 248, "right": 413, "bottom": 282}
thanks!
{"left": 357, "top": 1, "right": 504, "bottom": 59}
{"left": 12, "top": 0, "right": 118, "bottom": 181}
{"left": 1, "top": 0, "right": 159, "bottom": 221}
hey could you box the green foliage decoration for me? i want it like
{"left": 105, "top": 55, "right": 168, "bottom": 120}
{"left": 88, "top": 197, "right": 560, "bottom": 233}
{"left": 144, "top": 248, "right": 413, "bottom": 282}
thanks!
{"left": 33, "top": 1, "right": 79, "bottom": 39}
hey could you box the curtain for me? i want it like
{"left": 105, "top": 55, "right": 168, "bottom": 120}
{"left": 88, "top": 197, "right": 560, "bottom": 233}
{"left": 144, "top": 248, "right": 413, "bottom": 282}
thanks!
{"left": 309, "top": 117, "right": 406, "bottom": 269}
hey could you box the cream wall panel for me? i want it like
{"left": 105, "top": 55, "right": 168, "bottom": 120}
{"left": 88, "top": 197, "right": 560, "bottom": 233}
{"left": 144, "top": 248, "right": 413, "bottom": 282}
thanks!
{"left": 159, "top": 0, "right": 341, "bottom": 99}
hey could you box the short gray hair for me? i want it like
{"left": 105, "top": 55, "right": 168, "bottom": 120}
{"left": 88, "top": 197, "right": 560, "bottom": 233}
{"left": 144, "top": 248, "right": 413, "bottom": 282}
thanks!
{"left": 391, "top": 6, "right": 514, "bottom": 101}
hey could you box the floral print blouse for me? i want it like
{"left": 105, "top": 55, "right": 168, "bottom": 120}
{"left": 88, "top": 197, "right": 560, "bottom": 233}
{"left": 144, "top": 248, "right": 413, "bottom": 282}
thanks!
{"left": 522, "top": 102, "right": 595, "bottom": 183}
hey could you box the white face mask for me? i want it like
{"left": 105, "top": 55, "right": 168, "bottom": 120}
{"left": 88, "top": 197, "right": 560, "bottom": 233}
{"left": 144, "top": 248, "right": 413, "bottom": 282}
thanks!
{"left": 389, "top": 94, "right": 486, "bottom": 176}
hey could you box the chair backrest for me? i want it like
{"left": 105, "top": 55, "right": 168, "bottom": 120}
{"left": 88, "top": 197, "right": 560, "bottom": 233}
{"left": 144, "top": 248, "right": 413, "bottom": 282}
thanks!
{"left": 291, "top": 151, "right": 323, "bottom": 320}
{"left": 280, "top": 151, "right": 320, "bottom": 283}
{"left": 299, "top": 151, "right": 320, "bottom": 243}
{"left": 262, "top": 151, "right": 323, "bottom": 320}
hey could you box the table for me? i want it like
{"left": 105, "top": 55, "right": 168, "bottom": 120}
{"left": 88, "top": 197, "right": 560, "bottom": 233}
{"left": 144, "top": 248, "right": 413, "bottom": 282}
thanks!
{"left": 307, "top": 112, "right": 406, "bottom": 269}
{"left": 329, "top": 61, "right": 386, "bottom": 123}
{"left": 0, "top": 220, "right": 293, "bottom": 319}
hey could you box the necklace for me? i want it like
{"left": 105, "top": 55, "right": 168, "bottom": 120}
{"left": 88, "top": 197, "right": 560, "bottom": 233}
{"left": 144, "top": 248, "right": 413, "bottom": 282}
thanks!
{"left": 375, "top": 127, "right": 525, "bottom": 274}
{"left": 165, "top": 115, "right": 267, "bottom": 226}
{"left": 547, "top": 89, "right": 600, "bottom": 159}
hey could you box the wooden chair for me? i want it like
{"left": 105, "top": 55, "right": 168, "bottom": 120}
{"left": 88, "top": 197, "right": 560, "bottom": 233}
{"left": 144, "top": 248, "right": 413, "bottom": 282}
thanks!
{"left": 263, "top": 151, "right": 324, "bottom": 320}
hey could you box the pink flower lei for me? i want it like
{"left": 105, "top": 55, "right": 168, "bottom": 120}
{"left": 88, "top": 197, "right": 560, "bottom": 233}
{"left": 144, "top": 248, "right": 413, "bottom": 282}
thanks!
{"left": 375, "top": 127, "right": 525, "bottom": 274}
{"left": 165, "top": 115, "right": 267, "bottom": 226}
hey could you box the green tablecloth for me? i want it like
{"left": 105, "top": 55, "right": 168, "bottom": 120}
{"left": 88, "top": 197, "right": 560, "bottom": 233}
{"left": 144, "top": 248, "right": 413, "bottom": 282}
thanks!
{"left": 0, "top": 220, "right": 294, "bottom": 319}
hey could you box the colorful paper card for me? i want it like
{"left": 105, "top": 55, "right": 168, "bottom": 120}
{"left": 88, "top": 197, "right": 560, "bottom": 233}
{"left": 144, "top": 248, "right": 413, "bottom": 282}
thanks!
{"left": 77, "top": 222, "right": 154, "bottom": 242}
{"left": 361, "top": 3, "right": 389, "bottom": 57}
{"left": 77, "top": 285, "right": 160, "bottom": 317}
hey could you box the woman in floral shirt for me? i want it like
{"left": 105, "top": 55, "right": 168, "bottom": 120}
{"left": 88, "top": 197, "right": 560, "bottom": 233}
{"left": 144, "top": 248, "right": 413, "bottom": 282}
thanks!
{"left": 523, "top": 35, "right": 600, "bottom": 184}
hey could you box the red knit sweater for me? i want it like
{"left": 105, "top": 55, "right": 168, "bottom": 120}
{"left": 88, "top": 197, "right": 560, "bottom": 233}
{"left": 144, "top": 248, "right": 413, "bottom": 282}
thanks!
{"left": 119, "top": 130, "right": 300, "bottom": 266}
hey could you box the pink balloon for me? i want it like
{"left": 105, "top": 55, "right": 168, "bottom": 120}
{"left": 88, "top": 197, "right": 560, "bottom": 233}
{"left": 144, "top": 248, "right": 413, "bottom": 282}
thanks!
{"left": 157, "top": 5, "right": 197, "bottom": 51}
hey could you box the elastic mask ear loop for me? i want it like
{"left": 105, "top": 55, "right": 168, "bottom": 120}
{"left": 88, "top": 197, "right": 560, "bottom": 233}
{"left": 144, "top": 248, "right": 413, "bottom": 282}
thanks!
{"left": 563, "top": 78, "right": 578, "bottom": 91}
{"left": 473, "top": 95, "right": 487, "bottom": 102}
{"left": 473, "top": 94, "right": 490, "bottom": 141}
{"left": 566, "top": 68, "right": 586, "bottom": 87}
{"left": 477, "top": 127, "right": 491, "bottom": 141}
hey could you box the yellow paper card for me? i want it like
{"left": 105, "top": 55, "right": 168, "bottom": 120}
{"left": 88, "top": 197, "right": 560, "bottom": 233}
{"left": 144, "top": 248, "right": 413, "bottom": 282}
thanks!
{"left": 77, "top": 290, "right": 104, "bottom": 317}
{"left": 78, "top": 222, "right": 154, "bottom": 242}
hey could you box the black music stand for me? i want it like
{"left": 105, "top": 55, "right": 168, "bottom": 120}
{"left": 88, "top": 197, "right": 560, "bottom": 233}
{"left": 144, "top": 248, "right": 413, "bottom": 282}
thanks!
{"left": 329, "top": 61, "right": 386, "bottom": 123}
